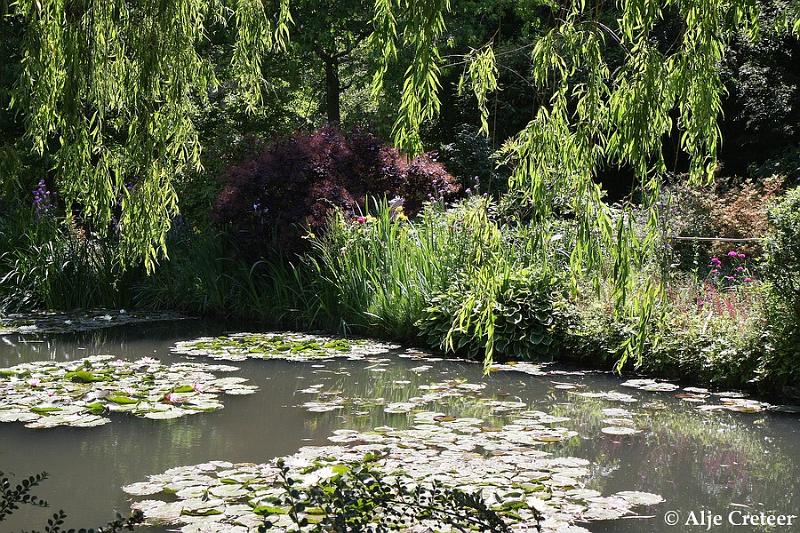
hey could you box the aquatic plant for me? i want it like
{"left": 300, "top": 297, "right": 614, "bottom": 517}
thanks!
{"left": 0, "top": 310, "right": 185, "bottom": 336}
{"left": 264, "top": 458, "right": 514, "bottom": 532}
{"left": 0, "top": 355, "right": 256, "bottom": 428}
{"left": 0, "top": 213, "right": 127, "bottom": 312}
{"left": 173, "top": 332, "right": 400, "bottom": 362}
{"left": 124, "top": 411, "right": 662, "bottom": 531}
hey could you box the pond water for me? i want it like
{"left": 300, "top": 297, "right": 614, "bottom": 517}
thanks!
{"left": 1, "top": 320, "right": 799, "bottom": 532}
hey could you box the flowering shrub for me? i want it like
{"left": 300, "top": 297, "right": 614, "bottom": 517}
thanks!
{"left": 663, "top": 175, "right": 784, "bottom": 267}
{"left": 663, "top": 250, "right": 758, "bottom": 321}
{"left": 213, "top": 126, "right": 459, "bottom": 255}
{"left": 704, "top": 250, "right": 753, "bottom": 291}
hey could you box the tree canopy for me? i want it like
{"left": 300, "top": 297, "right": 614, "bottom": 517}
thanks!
{"left": 2, "top": 0, "right": 800, "bottom": 363}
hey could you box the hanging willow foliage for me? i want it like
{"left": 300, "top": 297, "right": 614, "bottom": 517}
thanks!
{"left": 445, "top": 0, "right": 796, "bottom": 368}
{"left": 369, "top": 0, "right": 450, "bottom": 155}
{"left": 8, "top": 0, "right": 290, "bottom": 270}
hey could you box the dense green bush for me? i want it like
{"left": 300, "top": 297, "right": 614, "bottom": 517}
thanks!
{"left": 0, "top": 211, "right": 128, "bottom": 312}
{"left": 764, "top": 185, "right": 800, "bottom": 315}
{"left": 418, "top": 268, "right": 560, "bottom": 360}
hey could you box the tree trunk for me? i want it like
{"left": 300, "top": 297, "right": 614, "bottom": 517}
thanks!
{"left": 324, "top": 56, "right": 341, "bottom": 124}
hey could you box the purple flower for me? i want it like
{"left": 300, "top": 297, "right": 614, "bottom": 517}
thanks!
{"left": 743, "top": 277, "right": 753, "bottom": 283}
{"left": 727, "top": 250, "right": 738, "bottom": 257}
{"left": 711, "top": 269, "right": 720, "bottom": 275}
{"left": 735, "top": 266, "right": 744, "bottom": 272}
{"left": 710, "top": 257, "right": 721, "bottom": 266}
{"left": 737, "top": 253, "right": 746, "bottom": 259}
{"left": 32, "top": 179, "right": 54, "bottom": 217}
{"left": 356, "top": 216, "right": 366, "bottom": 224}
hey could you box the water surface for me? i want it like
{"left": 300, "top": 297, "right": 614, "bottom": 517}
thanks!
{"left": 1, "top": 321, "right": 798, "bottom": 532}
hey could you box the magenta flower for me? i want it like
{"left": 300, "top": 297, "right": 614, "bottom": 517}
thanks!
{"left": 356, "top": 216, "right": 366, "bottom": 224}
{"left": 710, "top": 257, "right": 721, "bottom": 266}
{"left": 727, "top": 250, "right": 738, "bottom": 257}
{"left": 743, "top": 277, "right": 753, "bottom": 283}
{"left": 711, "top": 269, "right": 720, "bottom": 274}
{"left": 737, "top": 253, "right": 746, "bottom": 259}
{"left": 735, "top": 266, "right": 744, "bottom": 272}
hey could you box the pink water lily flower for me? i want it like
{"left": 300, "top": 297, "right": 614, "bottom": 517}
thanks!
{"left": 164, "top": 393, "right": 180, "bottom": 404}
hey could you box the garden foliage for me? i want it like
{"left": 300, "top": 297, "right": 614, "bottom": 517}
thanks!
{"left": 213, "top": 127, "right": 459, "bottom": 255}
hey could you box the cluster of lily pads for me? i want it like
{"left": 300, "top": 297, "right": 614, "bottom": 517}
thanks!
{"left": 124, "top": 411, "right": 663, "bottom": 532}
{"left": 0, "top": 310, "right": 185, "bottom": 335}
{"left": 172, "top": 332, "right": 400, "bottom": 362}
{"left": 619, "top": 378, "right": 790, "bottom": 414}
{"left": 488, "top": 363, "right": 795, "bottom": 415}
{"left": 299, "top": 379, "right": 487, "bottom": 415}
{"left": 0, "top": 355, "right": 256, "bottom": 428}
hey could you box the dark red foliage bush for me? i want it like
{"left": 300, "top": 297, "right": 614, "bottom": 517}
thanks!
{"left": 213, "top": 126, "right": 460, "bottom": 255}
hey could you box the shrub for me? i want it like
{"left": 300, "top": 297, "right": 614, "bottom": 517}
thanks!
{"left": 418, "top": 267, "right": 561, "bottom": 361}
{"left": 213, "top": 126, "right": 460, "bottom": 256}
{"left": 663, "top": 175, "right": 784, "bottom": 268}
{"left": 436, "top": 124, "right": 505, "bottom": 194}
{"left": 763, "top": 185, "right": 800, "bottom": 316}
{"left": 0, "top": 210, "right": 127, "bottom": 312}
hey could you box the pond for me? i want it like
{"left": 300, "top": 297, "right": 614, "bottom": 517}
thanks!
{"left": 1, "top": 319, "right": 799, "bottom": 532}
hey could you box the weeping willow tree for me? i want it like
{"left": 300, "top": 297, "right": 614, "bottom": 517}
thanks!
{"left": 5, "top": 0, "right": 800, "bottom": 364}
{"left": 374, "top": 0, "right": 800, "bottom": 367}
{"left": 6, "top": 0, "right": 290, "bottom": 270}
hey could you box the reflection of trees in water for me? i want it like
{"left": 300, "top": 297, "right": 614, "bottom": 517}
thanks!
{"left": 299, "top": 361, "right": 528, "bottom": 432}
{"left": 0, "top": 320, "right": 226, "bottom": 366}
{"left": 551, "top": 396, "right": 795, "bottom": 512}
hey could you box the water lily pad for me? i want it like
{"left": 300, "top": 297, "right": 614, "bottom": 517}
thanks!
{"left": 0, "top": 310, "right": 186, "bottom": 336}
{"left": 0, "top": 356, "right": 256, "bottom": 429}
{"left": 601, "top": 426, "right": 641, "bottom": 436}
{"left": 126, "top": 412, "right": 661, "bottom": 532}
{"left": 172, "top": 332, "right": 400, "bottom": 363}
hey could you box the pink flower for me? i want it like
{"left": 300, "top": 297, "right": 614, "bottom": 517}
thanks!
{"left": 727, "top": 250, "right": 738, "bottom": 257}
{"left": 735, "top": 266, "right": 744, "bottom": 272}
{"left": 710, "top": 257, "right": 721, "bottom": 266}
{"left": 743, "top": 277, "right": 753, "bottom": 283}
{"left": 356, "top": 216, "right": 366, "bottom": 224}
{"left": 711, "top": 269, "right": 720, "bottom": 274}
{"left": 737, "top": 253, "right": 746, "bottom": 259}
